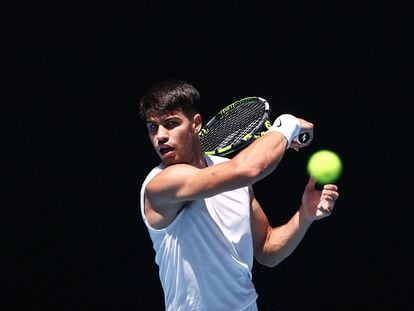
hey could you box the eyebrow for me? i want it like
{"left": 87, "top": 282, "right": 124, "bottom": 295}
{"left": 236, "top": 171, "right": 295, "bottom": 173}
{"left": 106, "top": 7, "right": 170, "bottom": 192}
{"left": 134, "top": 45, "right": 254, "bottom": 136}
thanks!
{"left": 148, "top": 114, "right": 182, "bottom": 122}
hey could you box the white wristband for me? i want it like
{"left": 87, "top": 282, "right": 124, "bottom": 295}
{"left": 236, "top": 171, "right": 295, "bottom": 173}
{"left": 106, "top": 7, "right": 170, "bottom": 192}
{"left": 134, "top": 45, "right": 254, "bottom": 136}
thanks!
{"left": 269, "top": 114, "right": 301, "bottom": 148}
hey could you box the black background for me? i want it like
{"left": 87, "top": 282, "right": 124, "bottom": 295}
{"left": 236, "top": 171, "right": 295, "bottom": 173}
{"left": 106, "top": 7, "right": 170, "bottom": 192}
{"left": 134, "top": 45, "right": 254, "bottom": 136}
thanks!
{"left": 6, "top": 1, "right": 413, "bottom": 310}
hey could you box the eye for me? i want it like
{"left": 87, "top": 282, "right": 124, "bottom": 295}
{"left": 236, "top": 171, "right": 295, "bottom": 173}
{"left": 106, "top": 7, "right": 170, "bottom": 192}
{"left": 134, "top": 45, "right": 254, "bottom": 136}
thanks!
{"left": 165, "top": 120, "right": 180, "bottom": 129}
{"left": 147, "top": 123, "right": 158, "bottom": 132}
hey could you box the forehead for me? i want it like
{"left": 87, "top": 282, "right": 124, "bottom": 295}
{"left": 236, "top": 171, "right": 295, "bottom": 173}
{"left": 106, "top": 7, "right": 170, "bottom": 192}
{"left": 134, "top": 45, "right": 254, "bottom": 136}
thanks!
{"left": 146, "top": 110, "right": 188, "bottom": 123}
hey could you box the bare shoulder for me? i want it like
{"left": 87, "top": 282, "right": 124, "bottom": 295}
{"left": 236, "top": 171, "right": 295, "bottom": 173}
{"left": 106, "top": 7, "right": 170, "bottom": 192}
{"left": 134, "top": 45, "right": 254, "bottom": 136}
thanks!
{"left": 146, "top": 158, "right": 243, "bottom": 208}
{"left": 145, "top": 163, "right": 203, "bottom": 206}
{"left": 143, "top": 164, "right": 198, "bottom": 229}
{"left": 147, "top": 163, "right": 199, "bottom": 191}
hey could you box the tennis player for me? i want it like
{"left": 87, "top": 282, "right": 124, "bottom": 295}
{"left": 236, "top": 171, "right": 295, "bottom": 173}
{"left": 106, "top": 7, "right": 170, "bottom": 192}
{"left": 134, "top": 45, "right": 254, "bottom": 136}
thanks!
{"left": 138, "top": 79, "right": 339, "bottom": 310}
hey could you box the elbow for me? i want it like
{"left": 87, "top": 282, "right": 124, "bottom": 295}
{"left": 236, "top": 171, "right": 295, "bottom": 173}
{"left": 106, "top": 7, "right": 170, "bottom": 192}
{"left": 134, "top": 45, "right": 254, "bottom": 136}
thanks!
{"left": 254, "top": 251, "right": 281, "bottom": 268}
{"left": 255, "top": 257, "right": 280, "bottom": 268}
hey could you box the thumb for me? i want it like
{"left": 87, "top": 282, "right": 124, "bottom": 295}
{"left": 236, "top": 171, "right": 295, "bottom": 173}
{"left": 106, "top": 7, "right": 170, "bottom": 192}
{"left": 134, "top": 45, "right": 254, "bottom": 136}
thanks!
{"left": 306, "top": 177, "right": 317, "bottom": 189}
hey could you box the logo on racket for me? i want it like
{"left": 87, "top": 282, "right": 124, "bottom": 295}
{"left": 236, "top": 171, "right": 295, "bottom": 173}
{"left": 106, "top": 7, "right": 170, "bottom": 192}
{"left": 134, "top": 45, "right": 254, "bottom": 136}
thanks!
{"left": 296, "top": 132, "right": 310, "bottom": 144}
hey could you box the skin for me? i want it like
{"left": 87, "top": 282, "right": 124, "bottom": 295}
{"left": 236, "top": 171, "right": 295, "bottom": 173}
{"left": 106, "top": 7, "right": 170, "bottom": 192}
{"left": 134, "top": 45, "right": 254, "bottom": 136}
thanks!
{"left": 144, "top": 109, "right": 339, "bottom": 267}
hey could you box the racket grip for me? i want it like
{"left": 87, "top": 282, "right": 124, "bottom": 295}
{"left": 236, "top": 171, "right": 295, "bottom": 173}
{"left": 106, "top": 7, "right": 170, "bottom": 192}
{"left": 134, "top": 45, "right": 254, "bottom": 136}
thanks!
{"left": 293, "top": 132, "right": 311, "bottom": 146}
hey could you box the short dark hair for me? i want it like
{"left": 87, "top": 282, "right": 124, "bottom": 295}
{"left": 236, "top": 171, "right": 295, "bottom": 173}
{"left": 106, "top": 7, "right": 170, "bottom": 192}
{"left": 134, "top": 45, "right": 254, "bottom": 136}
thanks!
{"left": 139, "top": 79, "right": 200, "bottom": 120}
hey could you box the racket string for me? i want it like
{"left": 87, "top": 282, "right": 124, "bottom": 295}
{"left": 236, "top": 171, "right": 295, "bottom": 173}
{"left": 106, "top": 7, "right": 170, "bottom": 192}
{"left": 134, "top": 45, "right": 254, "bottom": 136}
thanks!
{"left": 200, "top": 100, "right": 268, "bottom": 152}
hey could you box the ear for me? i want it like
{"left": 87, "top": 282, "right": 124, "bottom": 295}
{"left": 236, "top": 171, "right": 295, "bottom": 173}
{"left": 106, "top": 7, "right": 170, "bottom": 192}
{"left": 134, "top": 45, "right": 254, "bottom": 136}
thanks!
{"left": 193, "top": 113, "right": 203, "bottom": 133}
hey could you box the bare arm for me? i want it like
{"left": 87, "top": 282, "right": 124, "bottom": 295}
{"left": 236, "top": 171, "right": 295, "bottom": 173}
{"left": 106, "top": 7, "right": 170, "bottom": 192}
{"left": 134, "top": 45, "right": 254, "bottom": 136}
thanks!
{"left": 145, "top": 117, "right": 313, "bottom": 228}
{"left": 145, "top": 131, "right": 289, "bottom": 223}
{"left": 251, "top": 178, "right": 339, "bottom": 267}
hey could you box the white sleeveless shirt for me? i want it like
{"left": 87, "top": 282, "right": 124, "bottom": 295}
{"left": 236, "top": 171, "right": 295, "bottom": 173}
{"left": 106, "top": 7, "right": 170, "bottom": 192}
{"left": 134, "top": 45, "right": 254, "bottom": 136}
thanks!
{"left": 140, "top": 155, "right": 258, "bottom": 311}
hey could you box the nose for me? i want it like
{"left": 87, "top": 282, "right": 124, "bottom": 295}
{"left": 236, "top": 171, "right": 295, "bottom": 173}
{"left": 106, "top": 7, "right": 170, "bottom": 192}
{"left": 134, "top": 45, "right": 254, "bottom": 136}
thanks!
{"left": 156, "top": 125, "right": 168, "bottom": 143}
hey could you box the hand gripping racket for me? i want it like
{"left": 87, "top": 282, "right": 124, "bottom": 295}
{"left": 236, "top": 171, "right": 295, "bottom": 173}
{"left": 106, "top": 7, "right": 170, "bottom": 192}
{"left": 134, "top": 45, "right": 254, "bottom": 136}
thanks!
{"left": 199, "top": 96, "right": 310, "bottom": 157}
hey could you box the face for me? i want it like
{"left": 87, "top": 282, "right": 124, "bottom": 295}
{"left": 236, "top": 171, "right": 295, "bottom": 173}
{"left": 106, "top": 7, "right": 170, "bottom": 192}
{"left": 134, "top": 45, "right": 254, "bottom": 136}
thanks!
{"left": 146, "top": 110, "right": 202, "bottom": 166}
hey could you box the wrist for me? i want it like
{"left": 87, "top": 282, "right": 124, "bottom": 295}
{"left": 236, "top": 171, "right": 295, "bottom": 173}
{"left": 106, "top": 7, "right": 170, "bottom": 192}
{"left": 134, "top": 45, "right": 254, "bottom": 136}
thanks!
{"left": 269, "top": 114, "right": 300, "bottom": 148}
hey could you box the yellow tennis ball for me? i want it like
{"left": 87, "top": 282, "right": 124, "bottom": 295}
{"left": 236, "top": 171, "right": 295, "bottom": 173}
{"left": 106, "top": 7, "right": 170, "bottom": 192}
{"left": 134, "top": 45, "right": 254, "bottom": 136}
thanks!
{"left": 307, "top": 149, "right": 343, "bottom": 184}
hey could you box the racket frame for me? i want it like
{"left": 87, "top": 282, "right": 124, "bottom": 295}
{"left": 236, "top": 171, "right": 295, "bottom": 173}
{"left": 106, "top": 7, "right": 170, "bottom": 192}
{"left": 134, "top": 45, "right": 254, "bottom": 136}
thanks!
{"left": 199, "top": 96, "right": 272, "bottom": 157}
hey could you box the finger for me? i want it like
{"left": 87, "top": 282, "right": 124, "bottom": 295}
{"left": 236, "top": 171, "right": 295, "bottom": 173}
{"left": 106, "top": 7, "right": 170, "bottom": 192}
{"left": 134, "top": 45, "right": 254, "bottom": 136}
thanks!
{"left": 317, "top": 201, "right": 332, "bottom": 215}
{"left": 307, "top": 177, "right": 317, "bottom": 189}
{"left": 318, "top": 192, "right": 337, "bottom": 213}
{"left": 321, "top": 188, "right": 339, "bottom": 200}
{"left": 322, "top": 193, "right": 335, "bottom": 202}
{"left": 322, "top": 184, "right": 338, "bottom": 191}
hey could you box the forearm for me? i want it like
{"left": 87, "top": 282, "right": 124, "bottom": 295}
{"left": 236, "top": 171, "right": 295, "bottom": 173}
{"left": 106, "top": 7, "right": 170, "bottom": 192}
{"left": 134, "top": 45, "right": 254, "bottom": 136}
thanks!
{"left": 259, "top": 207, "right": 314, "bottom": 267}
{"left": 232, "top": 131, "right": 288, "bottom": 183}
{"left": 232, "top": 113, "right": 303, "bottom": 184}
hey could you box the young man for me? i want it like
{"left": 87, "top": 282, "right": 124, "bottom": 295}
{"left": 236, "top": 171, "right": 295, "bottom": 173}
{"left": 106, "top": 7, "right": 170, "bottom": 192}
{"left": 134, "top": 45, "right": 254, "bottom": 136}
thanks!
{"left": 138, "top": 79, "right": 339, "bottom": 311}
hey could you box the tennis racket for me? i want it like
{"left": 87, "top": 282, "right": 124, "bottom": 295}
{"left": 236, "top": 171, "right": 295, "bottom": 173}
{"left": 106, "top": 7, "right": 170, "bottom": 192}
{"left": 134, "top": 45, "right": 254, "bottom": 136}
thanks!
{"left": 199, "top": 96, "right": 310, "bottom": 157}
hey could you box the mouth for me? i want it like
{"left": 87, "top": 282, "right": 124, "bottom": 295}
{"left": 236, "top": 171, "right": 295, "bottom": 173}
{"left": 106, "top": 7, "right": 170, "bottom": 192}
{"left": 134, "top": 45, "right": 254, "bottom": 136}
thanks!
{"left": 159, "top": 145, "right": 174, "bottom": 156}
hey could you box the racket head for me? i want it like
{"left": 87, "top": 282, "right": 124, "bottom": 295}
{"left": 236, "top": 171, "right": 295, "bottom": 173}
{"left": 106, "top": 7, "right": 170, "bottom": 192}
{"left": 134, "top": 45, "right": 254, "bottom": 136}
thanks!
{"left": 199, "top": 96, "right": 271, "bottom": 157}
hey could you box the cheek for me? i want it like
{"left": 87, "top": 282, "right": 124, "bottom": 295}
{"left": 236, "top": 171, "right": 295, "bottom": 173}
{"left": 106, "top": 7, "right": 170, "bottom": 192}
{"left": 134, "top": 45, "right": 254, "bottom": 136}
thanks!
{"left": 173, "top": 124, "right": 195, "bottom": 146}
{"left": 149, "top": 135, "right": 160, "bottom": 150}
{"left": 174, "top": 130, "right": 194, "bottom": 152}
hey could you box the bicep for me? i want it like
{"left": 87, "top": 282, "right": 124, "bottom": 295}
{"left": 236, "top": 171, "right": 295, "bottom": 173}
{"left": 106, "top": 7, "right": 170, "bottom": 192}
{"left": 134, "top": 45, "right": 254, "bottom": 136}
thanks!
{"left": 145, "top": 161, "right": 257, "bottom": 227}
{"left": 145, "top": 164, "right": 199, "bottom": 208}
{"left": 147, "top": 161, "right": 251, "bottom": 205}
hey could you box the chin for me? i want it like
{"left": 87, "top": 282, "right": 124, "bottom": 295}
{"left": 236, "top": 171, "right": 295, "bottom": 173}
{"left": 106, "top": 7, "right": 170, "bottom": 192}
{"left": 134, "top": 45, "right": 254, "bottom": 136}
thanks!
{"left": 162, "top": 157, "right": 177, "bottom": 166}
